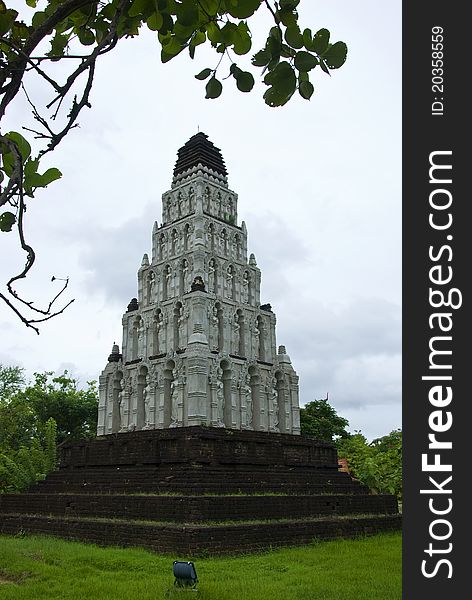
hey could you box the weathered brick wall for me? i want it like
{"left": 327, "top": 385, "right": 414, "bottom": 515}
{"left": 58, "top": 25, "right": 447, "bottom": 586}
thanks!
{"left": 59, "top": 427, "right": 339, "bottom": 470}
{"left": 0, "top": 493, "right": 398, "bottom": 522}
{"left": 0, "top": 427, "right": 401, "bottom": 555}
{"left": 0, "top": 513, "right": 402, "bottom": 555}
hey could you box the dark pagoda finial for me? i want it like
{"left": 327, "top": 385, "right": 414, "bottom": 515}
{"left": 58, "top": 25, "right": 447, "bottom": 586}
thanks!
{"left": 173, "top": 132, "right": 227, "bottom": 179}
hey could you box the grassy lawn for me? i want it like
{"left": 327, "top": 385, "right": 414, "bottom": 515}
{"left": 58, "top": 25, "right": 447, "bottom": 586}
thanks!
{"left": 0, "top": 532, "right": 401, "bottom": 600}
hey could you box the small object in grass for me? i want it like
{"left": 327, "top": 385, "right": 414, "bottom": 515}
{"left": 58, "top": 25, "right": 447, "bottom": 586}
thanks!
{"left": 173, "top": 561, "right": 198, "bottom": 590}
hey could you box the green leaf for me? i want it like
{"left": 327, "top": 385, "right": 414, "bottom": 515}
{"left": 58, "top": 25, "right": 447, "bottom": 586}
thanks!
{"left": 226, "top": 0, "right": 260, "bottom": 19}
{"left": 189, "top": 29, "right": 205, "bottom": 57}
{"left": 319, "top": 58, "right": 331, "bottom": 76}
{"left": 12, "top": 22, "right": 29, "bottom": 40}
{"left": 294, "top": 51, "right": 318, "bottom": 72}
{"left": 206, "top": 21, "right": 221, "bottom": 44}
{"left": 24, "top": 158, "right": 39, "bottom": 179}
{"left": 195, "top": 68, "right": 212, "bottom": 80}
{"left": 280, "top": 43, "right": 296, "bottom": 59}
{"left": 284, "top": 25, "right": 303, "bottom": 49}
{"left": 280, "top": 0, "right": 300, "bottom": 8}
{"left": 48, "top": 32, "right": 69, "bottom": 59}
{"left": 0, "top": 212, "right": 15, "bottom": 233}
{"left": 35, "top": 167, "right": 62, "bottom": 187}
{"left": 277, "top": 7, "right": 297, "bottom": 28}
{"left": 264, "top": 61, "right": 295, "bottom": 91}
{"left": 235, "top": 70, "right": 254, "bottom": 92}
{"left": 128, "top": 0, "right": 153, "bottom": 17}
{"left": 31, "top": 10, "right": 46, "bottom": 29}
{"left": 252, "top": 48, "right": 271, "bottom": 67}
{"left": 263, "top": 61, "right": 296, "bottom": 107}
{"left": 312, "top": 28, "right": 330, "bottom": 54}
{"left": 94, "top": 19, "right": 110, "bottom": 44}
{"left": 269, "top": 26, "right": 282, "bottom": 43}
{"left": 198, "top": 0, "right": 220, "bottom": 17}
{"left": 4, "top": 132, "right": 31, "bottom": 163}
{"left": 302, "top": 28, "right": 313, "bottom": 50}
{"left": 298, "top": 71, "right": 309, "bottom": 83}
{"left": 263, "top": 85, "right": 291, "bottom": 107}
{"left": 220, "top": 21, "right": 237, "bottom": 45}
{"left": 299, "top": 80, "right": 314, "bottom": 100}
{"left": 159, "top": 12, "right": 174, "bottom": 35}
{"left": 23, "top": 158, "right": 39, "bottom": 195}
{"left": 324, "top": 41, "right": 347, "bottom": 69}
{"left": 147, "top": 11, "right": 163, "bottom": 31}
{"left": 160, "top": 36, "right": 183, "bottom": 62}
{"left": 205, "top": 76, "right": 222, "bottom": 99}
{"left": 0, "top": 9, "right": 17, "bottom": 37}
{"left": 233, "top": 22, "right": 251, "bottom": 55}
{"left": 175, "top": 0, "right": 198, "bottom": 27}
{"left": 26, "top": 0, "right": 37, "bottom": 7}
{"left": 77, "top": 27, "right": 95, "bottom": 46}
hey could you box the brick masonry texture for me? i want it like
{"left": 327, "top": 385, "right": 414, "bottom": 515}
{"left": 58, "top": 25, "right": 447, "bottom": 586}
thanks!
{"left": 0, "top": 428, "right": 401, "bottom": 554}
{"left": 0, "top": 514, "right": 402, "bottom": 555}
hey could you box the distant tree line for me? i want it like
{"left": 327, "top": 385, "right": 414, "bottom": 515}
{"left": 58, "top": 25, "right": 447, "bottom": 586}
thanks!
{"left": 0, "top": 364, "right": 98, "bottom": 492}
{"left": 300, "top": 397, "right": 402, "bottom": 499}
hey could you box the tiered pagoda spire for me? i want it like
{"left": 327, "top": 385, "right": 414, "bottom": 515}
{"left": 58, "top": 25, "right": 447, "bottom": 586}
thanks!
{"left": 97, "top": 133, "right": 300, "bottom": 436}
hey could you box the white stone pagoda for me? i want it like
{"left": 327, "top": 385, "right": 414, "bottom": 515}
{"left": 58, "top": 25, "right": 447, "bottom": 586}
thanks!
{"left": 97, "top": 133, "right": 301, "bottom": 436}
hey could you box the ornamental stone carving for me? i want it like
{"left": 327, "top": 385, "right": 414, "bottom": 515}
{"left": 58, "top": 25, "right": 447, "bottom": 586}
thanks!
{"left": 97, "top": 133, "right": 300, "bottom": 436}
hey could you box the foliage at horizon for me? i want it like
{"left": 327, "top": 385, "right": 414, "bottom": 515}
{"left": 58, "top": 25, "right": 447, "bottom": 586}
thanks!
{"left": 337, "top": 429, "right": 402, "bottom": 499}
{"left": 299, "top": 395, "right": 402, "bottom": 498}
{"left": 0, "top": 0, "right": 347, "bottom": 332}
{"left": 0, "top": 364, "right": 97, "bottom": 492}
{"left": 300, "top": 396, "right": 350, "bottom": 443}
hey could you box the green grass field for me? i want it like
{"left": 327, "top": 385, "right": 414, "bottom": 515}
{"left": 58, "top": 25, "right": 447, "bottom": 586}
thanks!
{"left": 0, "top": 533, "right": 401, "bottom": 600}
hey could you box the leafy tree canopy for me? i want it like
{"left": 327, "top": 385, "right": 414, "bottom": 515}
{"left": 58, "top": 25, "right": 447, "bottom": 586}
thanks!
{"left": 0, "top": 363, "right": 25, "bottom": 399}
{"left": 0, "top": 367, "right": 98, "bottom": 450}
{"left": 12, "top": 371, "right": 99, "bottom": 445}
{"left": 0, "top": 365, "right": 65, "bottom": 491}
{"left": 337, "top": 429, "right": 402, "bottom": 499}
{"left": 0, "top": 0, "right": 347, "bottom": 332}
{"left": 300, "top": 396, "right": 350, "bottom": 443}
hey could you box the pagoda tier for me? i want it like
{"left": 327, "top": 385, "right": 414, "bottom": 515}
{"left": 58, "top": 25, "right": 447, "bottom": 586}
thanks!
{"left": 97, "top": 134, "right": 300, "bottom": 436}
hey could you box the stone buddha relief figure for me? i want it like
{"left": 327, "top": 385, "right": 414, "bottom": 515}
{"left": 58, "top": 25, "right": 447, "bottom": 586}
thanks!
{"left": 271, "top": 379, "right": 279, "bottom": 430}
{"left": 204, "top": 187, "right": 211, "bottom": 212}
{"left": 137, "top": 320, "right": 145, "bottom": 358}
{"left": 143, "top": 383, "right": 151, "bottom": 429}
{"left": 189, "top": 187, "right": 195, "bottom": 211}
{"left": 216, "top": 367, "right": 225, "bottom": 426}
{"left": 208, "top": 259, "right": 216, "bottom": 293}
{"left": 242, "top": 271, "right": 249, "bottom": 303}
{"left": 232, "top": 314, "right": 240, "bottom": 354}
{"left": 148, "top": 271, "right": 156, "bottom": 304}
{"left": 170, "top": 377, "right": 178, "bottom": 427}
{"left": 253, "top": 321, "right": 260, "bottom": 356}
{"left": 226, "top": 266, "right": 233, "bottom": 298}
{"left": 244, "top": 374, "right": 252, "bottom": 427}
{"left": 182, "top": 259, "right": 190, "bottom": 293}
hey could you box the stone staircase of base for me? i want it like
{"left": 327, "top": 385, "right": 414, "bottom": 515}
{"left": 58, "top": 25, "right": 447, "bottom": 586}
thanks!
{"left": 0, "top": 427, "right": 401, "bottom": 554}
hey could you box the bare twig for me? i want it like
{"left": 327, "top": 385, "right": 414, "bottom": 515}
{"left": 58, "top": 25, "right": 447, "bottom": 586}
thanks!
{"left": 0, "top": 0, "right": 131, "bottom": 331}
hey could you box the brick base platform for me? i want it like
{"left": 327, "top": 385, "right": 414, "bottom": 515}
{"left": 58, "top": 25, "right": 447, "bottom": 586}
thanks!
{"left": 0, "top": 427, "right": 401, "bottom": 554}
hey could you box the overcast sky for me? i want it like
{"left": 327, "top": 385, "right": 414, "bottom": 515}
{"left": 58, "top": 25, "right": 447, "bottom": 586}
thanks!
{"left": 0, "top": 1, "right": 401, "bottom": 441}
